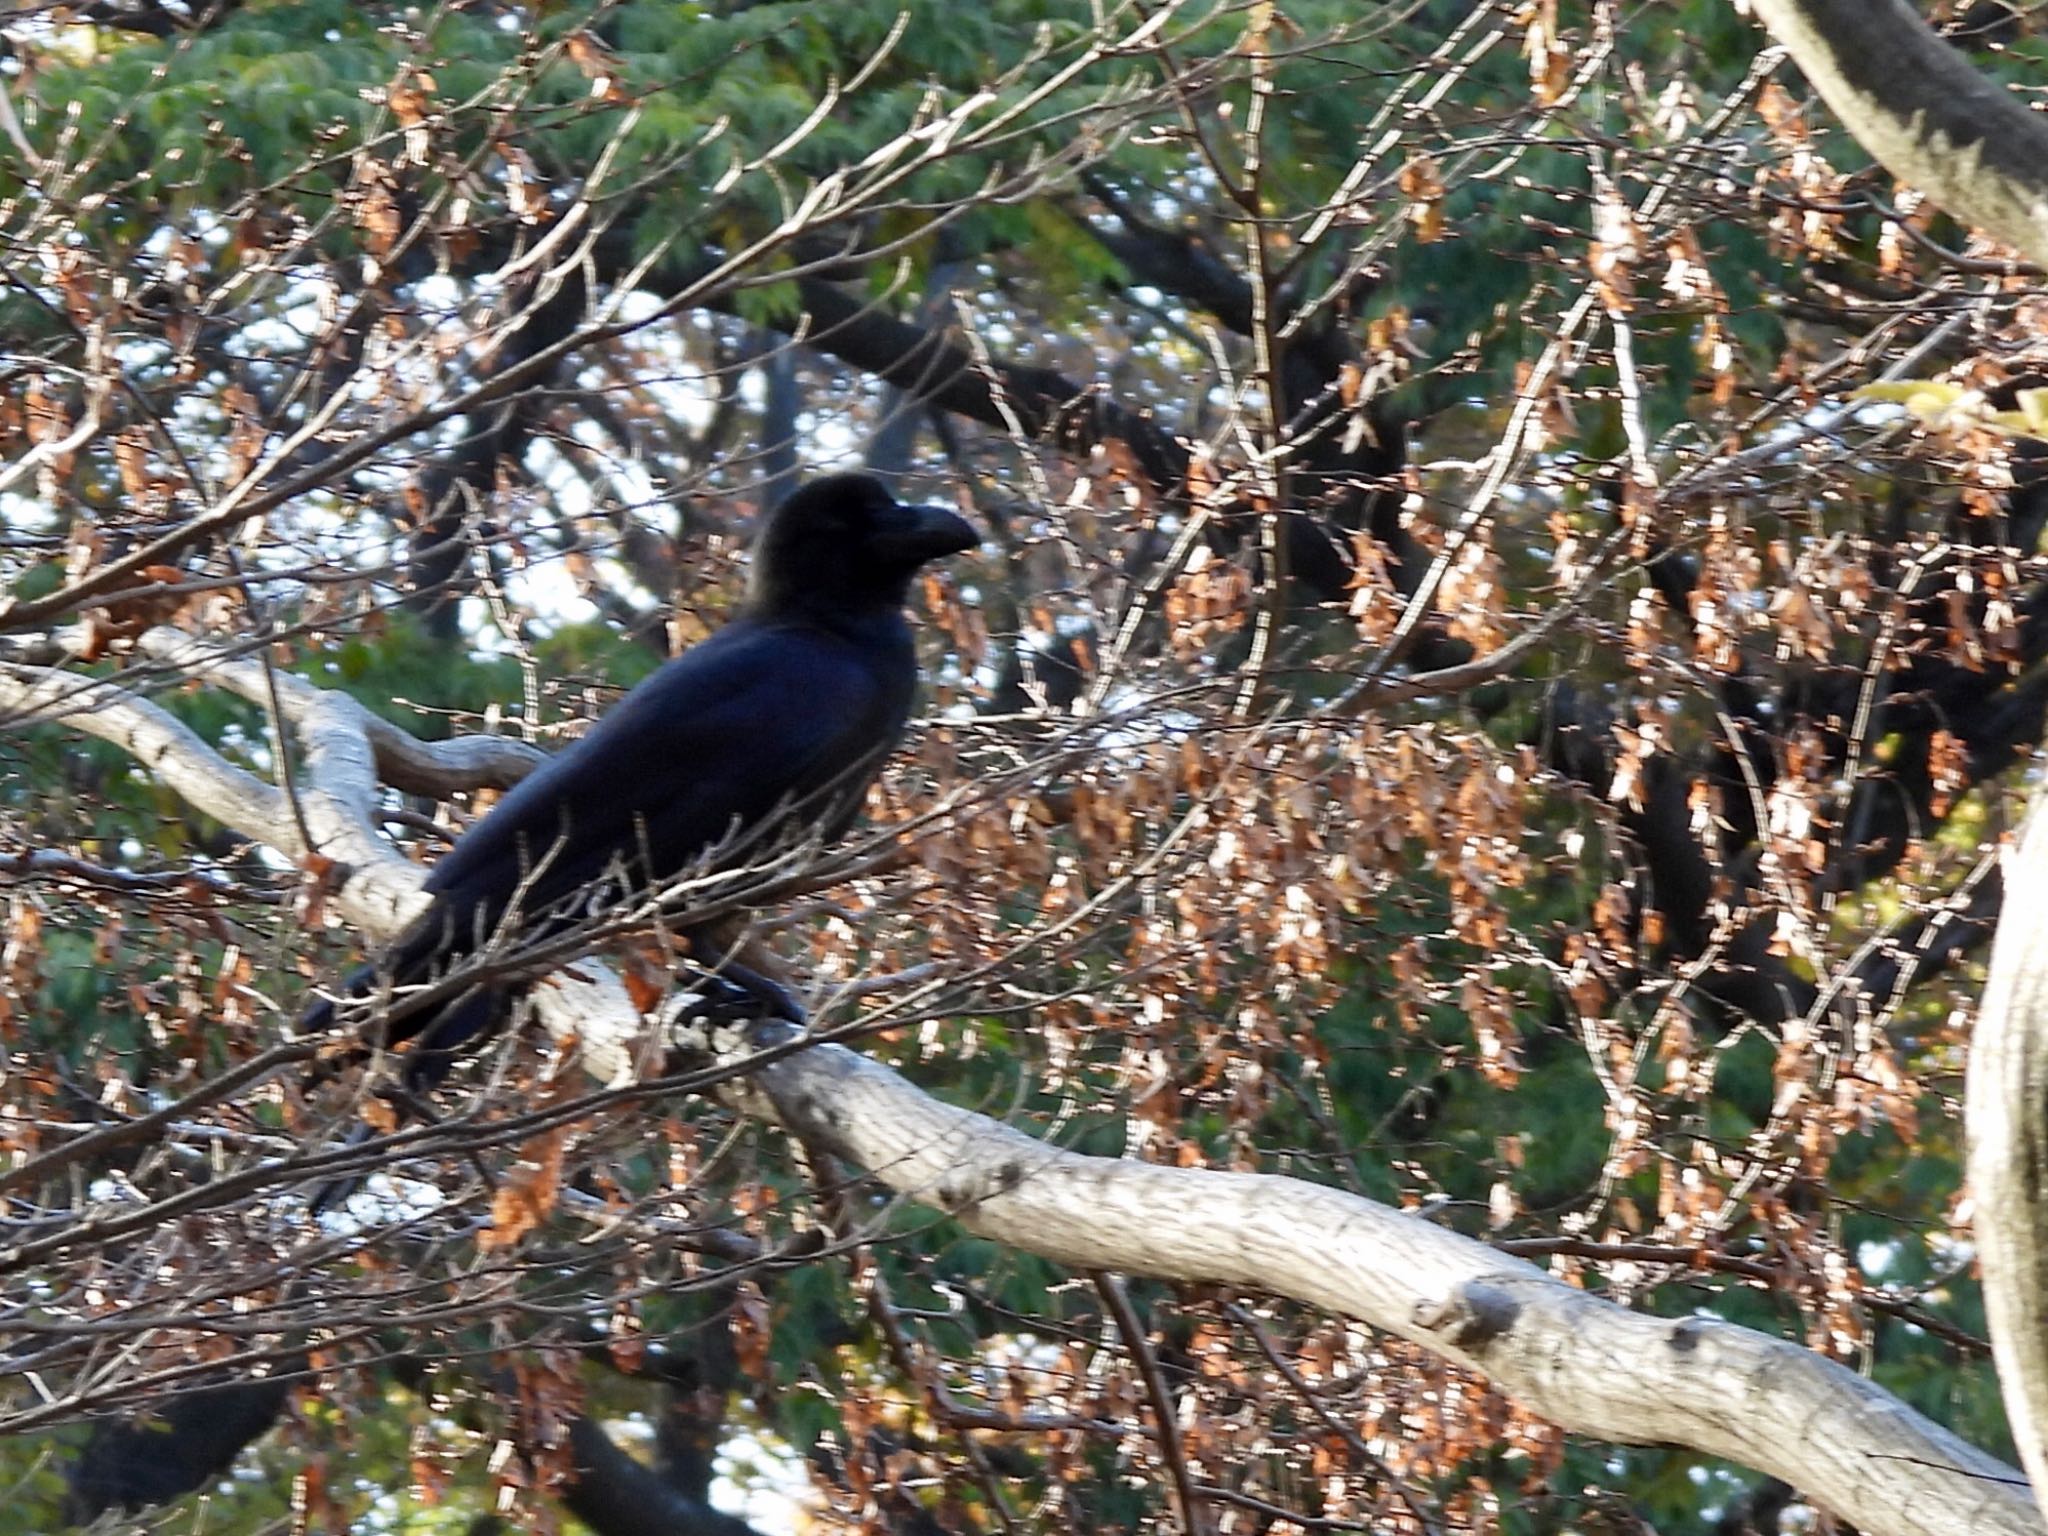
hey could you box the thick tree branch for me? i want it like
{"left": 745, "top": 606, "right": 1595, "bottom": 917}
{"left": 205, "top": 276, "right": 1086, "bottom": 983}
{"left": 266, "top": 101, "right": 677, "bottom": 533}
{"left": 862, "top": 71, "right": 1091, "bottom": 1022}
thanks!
{"left": 775, "top": 275, "right": 1396, "bottom": 600}
{"left": 1077, "top": 174, "right": 1255, "bottom": 336}
{"left": 717, "top": 1020, "right": 2034, "bottom": 1536}
{"left": 0, "top": 630, "right": 643, "bottom": 1086}
{"left": 63, "top": 1370, "right": 293, "bottom": 1525}
{"left": 131, "top": 629, "right": 546, "bottom": 799}
{"left": 564, "top": 1415, "right": 757, "bottom": 1536}
{"left": 1743, "top": 0, "right": 2048, "bottom": 268}
{"left": 1968, "top": 796, "right": 2048, "bottom": 1518}
{"left": 20, "top": 638, "right": 2034, "bottom": 1536}
{"left": 405, "top": 266, "right": 593, "bottom": 635}
{"left": 785, "top": 276, "right": 1195, "bottom": 497}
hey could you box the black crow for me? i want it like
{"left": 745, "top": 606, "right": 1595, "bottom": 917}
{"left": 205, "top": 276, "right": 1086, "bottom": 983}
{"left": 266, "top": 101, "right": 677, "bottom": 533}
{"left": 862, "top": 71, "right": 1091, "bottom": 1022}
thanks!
{"left": 305, "top": 471, "right": 976, "bottom": 1099}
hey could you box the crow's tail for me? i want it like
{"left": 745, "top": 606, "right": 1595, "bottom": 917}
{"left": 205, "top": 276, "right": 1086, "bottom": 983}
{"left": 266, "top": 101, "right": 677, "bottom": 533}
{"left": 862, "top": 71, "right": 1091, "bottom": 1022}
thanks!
{"left": 299, "top": 902, "right": 511, "bottom": 1212}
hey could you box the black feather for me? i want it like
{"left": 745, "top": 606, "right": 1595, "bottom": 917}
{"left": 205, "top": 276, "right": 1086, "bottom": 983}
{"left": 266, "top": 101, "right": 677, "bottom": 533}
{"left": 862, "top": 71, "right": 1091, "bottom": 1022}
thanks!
{"left": 305, "top": 471, "right": 975, "bottom": 1107}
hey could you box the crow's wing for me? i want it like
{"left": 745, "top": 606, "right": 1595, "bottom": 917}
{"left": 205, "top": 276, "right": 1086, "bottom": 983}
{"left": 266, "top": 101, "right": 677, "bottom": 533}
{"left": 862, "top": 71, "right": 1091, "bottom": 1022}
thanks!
{"left": 420, "top": 617, "right": 913, "bottom": 945}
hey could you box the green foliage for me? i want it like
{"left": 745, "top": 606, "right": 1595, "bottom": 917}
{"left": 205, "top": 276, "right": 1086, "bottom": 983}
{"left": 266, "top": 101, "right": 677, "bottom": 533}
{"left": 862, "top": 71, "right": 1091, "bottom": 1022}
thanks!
{"left": 25, "top": 0, "right": 1166, "bottom": 295}
{"left": 2, "top": 0, "right": 2027, "bottom": 1529}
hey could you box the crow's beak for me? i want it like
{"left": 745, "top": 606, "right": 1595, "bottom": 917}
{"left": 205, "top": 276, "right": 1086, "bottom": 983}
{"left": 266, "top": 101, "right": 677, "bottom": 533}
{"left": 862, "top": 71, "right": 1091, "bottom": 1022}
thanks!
{"left": 874, "top": 501, "right": 979, "bottom": 565}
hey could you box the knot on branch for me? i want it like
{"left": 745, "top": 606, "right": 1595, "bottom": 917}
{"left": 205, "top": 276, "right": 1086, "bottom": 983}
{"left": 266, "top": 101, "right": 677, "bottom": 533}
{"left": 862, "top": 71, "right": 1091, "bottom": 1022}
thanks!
{"left": 1411, "top": 1280, "right": 1520, "bottom": 1350}
{"left": 931, "top": 1157, "right": 1029, "bottom": 1219}
{"left": 1666, "top": 1316, "right": 1711, "bottom": 1354}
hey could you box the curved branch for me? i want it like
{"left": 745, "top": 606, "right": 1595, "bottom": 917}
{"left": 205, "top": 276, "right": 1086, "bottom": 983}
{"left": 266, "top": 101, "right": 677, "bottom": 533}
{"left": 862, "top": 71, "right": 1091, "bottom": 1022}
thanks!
{"left": 19, "top": 645, "right": 2033, "bottom": 1536}
{"left": 133, "top": 628, "right": 546, "bottom": 798}
{"left": 1968, "top": 796, "right": 2048, "bottom": 1519}
{"left": 1744, "top": 0, "right": 2048, "bottom": 267}
{"left": 0, "top": 648, "right": 427, "bottom": 937}
{"left": 784, "top": 275, "right": 1195, "bottom": 496}
{"left": 720, "top": 1021, "right": 2035, "bottom": 1536}
{"left": 564, "top": 1415, "right": 758, "bottom": 1536}
{"left": 0, "top": 659, "right": 290, "bottom": 848}
{"left": 11, "top": 630, "right": 639, "bottom": 1082}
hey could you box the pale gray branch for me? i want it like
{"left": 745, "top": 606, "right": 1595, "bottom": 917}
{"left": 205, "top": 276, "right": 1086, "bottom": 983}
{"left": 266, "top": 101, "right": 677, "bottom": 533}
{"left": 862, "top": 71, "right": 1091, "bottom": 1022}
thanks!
{"left": 134, "top": 627, "right": 546, "bottom": 798}
{"left": 726, "top": 1022, "right": 2036, "bottom": 1536}
{"left": 0, "top": 659, "right": 287, "bottom": 842}
{"left": 1968, "top": 796, "right": 2048, "bottom": 1521}
{"left": 1743, "top": 0, "right": 2048, "bottom": 268}
{"left": 11, "top": 634, "right": 2032, "bottom": 1534}
{"left": 0, "top": 652, "right": 429, "bottom": 935}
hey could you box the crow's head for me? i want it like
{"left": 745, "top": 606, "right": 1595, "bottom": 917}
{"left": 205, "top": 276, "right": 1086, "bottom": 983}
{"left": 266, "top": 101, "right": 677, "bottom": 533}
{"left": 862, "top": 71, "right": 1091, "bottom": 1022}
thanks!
{"left": 749, "top": 472, "right": 978, "bottom": 617}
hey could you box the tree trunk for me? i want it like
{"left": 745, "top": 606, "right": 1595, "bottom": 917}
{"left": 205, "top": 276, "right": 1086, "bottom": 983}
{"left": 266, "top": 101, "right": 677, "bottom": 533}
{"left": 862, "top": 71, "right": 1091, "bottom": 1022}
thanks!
{"left": 1969, "top": 795, "right": 2048, "bottom": 1519}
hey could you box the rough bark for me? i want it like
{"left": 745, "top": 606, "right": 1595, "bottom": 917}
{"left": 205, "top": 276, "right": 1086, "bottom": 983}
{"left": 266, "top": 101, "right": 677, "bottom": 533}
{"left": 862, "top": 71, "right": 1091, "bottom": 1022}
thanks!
{"left": 1742, "top": 0, "right": 2048, "bottom": 267}
{"left": 1728, "top": 3, "right": 2048, "bottom": 1515}
{"left": 1969, "top": 797, "right": 2048, "bottom": 1520}
{"left": 715, "top": 1020, "right": 2035, "bottom": 1536}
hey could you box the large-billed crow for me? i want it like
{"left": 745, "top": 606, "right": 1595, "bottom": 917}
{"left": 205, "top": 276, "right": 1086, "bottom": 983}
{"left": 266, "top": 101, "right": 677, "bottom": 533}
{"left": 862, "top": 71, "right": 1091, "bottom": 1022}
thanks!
{"left": 305, "top": 471, "right": 976, "bottom": 1097}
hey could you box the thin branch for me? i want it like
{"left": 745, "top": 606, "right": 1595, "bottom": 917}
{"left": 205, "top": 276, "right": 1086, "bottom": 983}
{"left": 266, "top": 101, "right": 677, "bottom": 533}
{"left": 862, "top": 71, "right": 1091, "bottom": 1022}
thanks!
{"left": 1096, "top": 1272, "right": 1210, "bottom": 1536}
